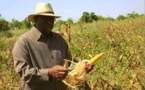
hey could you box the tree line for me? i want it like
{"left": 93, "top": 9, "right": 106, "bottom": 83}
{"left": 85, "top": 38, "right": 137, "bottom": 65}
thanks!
{"left": 0, "top": 12, "right": 144, "bottom": 31}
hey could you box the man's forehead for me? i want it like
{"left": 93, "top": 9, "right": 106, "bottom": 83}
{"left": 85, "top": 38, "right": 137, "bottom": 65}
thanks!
{"left": 37, "top": 15, "right": 54, "bottom": 19}
{"left": 34, "top": 15, "right": 55, "bottom": 23}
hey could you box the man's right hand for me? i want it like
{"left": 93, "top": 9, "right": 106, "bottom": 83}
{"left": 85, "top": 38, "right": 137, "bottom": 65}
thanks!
{"left": 48, "top": 65, "right": 69, "bottom": 80}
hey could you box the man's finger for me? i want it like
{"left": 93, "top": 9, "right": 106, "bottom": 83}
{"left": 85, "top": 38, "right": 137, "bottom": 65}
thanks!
{"left": 58, "top": 68, "right": 69, "bottom": 72}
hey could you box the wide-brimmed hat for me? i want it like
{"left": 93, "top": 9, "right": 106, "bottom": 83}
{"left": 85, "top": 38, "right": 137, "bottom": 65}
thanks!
{"left": 28, "top": 2, "right": 61, "bottom": 22}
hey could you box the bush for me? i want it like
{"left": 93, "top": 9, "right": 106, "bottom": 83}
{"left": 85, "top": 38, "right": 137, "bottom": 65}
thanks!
{"left": 0, "top": 18, "right": 10, "bottom": 31}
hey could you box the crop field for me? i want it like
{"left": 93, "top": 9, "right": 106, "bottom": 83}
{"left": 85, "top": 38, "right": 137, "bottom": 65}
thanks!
{"left": 0, "top": 16, "right": 145, "bottom": 90}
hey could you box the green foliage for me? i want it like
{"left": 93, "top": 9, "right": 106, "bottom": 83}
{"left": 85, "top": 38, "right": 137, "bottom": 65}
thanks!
{"left": 9, "top": 18, "right": 22, "bottom": 30}
{"left": 0, "top": 30, "right": 13, "bottom": 38}
{"left": 90, "top": 12, "right": 98, "bottom": 21}
{"left": 80, "top": 12, "right": 90, "bottom": 23}
{"left": 80, "top": 12, "right": 115, "bottom": 23}
{"left": 0, "top": 18, "right": 10, "bottom": 31}
{"left": 117, "top": 12, "right": 144, "bottom": 20}
{"left": 0, "top": 12, "right": 144, "bottom": 32}
{"left": 66, "top": 18, "right": 74, "bottom": 25}
{"left": 0, "top": 14, "right": 32, "bottom": 31}
{"left": 20, "top": 18, "right": 33, "bottom": 29}
{"left": 127, "top": 11, "right": 140, "bottom": 18}
{"left": 117, "top": 15, "right": 126, "bottom": 20}
{"left": 54, "top": 19, "right": 65, "bottom": 27}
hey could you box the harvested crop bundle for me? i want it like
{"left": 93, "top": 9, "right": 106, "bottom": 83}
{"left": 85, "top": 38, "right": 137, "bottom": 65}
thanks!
{"left": 63, "top": 53, "right": 104, "bottom": 89}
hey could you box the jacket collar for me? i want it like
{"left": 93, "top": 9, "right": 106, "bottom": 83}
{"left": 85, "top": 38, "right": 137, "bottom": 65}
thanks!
{"left": 30, "top": 26, "right": 54, "bottom": 41}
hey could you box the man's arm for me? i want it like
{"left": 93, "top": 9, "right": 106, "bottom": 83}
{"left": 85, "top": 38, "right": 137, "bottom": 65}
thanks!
{"left": 12, "top": 38, "right": 49, "bottom": 86}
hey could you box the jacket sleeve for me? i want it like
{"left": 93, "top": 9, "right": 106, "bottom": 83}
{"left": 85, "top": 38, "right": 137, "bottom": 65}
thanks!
{"left": 12, "top": 37, "right": 49, "bottom": 86}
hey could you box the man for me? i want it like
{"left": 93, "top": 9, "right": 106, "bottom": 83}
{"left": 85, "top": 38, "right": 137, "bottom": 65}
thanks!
{"left": 12, "top": 2, "right": 93, "bottom": 90}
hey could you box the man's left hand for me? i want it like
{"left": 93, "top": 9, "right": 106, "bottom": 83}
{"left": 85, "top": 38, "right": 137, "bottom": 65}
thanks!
{"left": 85, "top": 62, "right": 94, "bottom": 73}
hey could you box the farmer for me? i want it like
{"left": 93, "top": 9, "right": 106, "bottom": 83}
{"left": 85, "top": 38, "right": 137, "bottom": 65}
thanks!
{"left": 12, "top": 2, "right": 93, "bottom": 90}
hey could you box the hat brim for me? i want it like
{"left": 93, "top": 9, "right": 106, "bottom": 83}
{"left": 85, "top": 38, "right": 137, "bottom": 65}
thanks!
{"left": 28, "top": 13, "right": 61, "bottom": 22}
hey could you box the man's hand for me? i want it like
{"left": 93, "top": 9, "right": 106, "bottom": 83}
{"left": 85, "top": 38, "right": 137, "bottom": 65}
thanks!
{"left": 85, "top": 62, "right": 94, "bottom": 73}
{"left": 48, "top": 65, "right": 69, "bottom": 80}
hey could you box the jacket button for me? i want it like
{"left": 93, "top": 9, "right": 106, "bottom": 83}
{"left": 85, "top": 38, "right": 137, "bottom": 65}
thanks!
{"left": 51, "top": 55, "right": 54, "bottom": 59}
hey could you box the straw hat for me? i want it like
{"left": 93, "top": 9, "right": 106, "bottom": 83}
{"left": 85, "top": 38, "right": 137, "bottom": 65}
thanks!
{"left": 28, "top": 2, "right": 61, "bottom": 22}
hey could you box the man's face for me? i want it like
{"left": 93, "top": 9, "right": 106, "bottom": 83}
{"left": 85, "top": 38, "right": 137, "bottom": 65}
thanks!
{"left": 35, "top": 15, "right": 54, "bottom": 33}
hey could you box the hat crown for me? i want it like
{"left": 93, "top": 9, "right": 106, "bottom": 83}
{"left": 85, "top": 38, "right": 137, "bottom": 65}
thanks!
{"left": 35, "top": 3, "right": 54, "bottom": 14}
{"left": 28, "top": 2, "right": 60, "bottom": 22}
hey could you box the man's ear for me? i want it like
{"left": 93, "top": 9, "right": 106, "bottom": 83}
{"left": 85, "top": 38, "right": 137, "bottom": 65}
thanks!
{"left": 34, "top": 16, "right": 38, "bottom": 23}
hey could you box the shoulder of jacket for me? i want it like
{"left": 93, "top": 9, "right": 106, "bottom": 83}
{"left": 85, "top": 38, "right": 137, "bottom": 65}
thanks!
{"left": 17, "top": 31, "right": 30, "bottom": 43}
{"left": 52, "top": 32, "right": 64, "bottom": 39}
